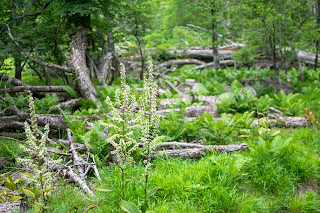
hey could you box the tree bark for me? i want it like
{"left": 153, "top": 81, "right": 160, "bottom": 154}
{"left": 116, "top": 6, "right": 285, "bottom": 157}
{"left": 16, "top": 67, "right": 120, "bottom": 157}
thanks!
{"left": 211, "top": 3, "right": 219, "bottom": 69}
{"left": 68, "top": 28, "right": 99, "bottom": 101}
{"left": 14, "top": 56, "right": 22, "bottom": 80}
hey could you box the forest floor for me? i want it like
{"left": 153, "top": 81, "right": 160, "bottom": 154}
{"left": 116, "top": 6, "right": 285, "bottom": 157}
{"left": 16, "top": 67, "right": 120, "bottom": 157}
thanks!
{"left": 1, "top": 65, "right": 320, "bottom": 212}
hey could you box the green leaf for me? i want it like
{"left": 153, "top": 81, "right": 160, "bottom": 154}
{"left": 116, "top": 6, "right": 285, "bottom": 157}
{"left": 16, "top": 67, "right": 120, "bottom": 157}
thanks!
{"left": 45, "top": 187, "right": 54, "bottom": 192}
{"left": 13, "top": 178, "right": 23, "bottom": 184}
{"left": 5, "top": 179, "right": 15, "bottom": 191}
{"left": 146, "top": 187, "right": 165, "bottom": 200}
{"left": 22, "top": 188, "right": 36, "bottom": 199}
{"left": 120, "top": 200, "right": 141, "bottom": 213}
{"left": 8, "top": 196, "right": 23, "bottom": 201}
{"left": 95, "top": 185, "right": 115, "bottom": 192}
{"left": 22, "top": 172, "right": 34, "bottom": 179}
{"left": 0, "top": 195, "right": 6, "bottom": 202}
{"left": 83, "top": 203, "right": 100, "bottom": 213}
{"left": 95, "top": 185, "right": 120, "bottom": 197}
{"left": 270, "top": 130, "right": 281, "bottom": 137}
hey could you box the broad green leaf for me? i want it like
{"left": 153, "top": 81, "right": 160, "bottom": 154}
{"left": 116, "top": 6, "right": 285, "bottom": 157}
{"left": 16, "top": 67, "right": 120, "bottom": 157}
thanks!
{"left": 22, "top": 172, "right": 34, "bottom": 179}
{"left": 0, "top": 195, "right": 6, "bottom": 202}
{"left": 120, "top": 200, "right": 141, "bottom": 213}
{"left": 83, "top": 203, "right": 100, "bottom": 213}
{"left": 146, "top": 187, "right": 165, "bottom": 200}
{"left": 5, "top": 179, "right": 15, "bottom": 191}
{"left": 22, "top": 188, "right": 36, "bottom": 199}
{"left": 8, "top": 196, "right": 23, "bottom": 201}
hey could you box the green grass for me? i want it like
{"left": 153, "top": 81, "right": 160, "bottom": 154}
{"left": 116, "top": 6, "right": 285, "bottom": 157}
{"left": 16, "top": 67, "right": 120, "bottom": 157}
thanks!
{"left": 44, "top": 126, "right": 320, "bottom": 213}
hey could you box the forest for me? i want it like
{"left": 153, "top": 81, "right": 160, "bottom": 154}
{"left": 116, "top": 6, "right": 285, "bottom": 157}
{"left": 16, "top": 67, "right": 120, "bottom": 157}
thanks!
{"left": 1, "top": 0, "right": 320, "bottom": 212}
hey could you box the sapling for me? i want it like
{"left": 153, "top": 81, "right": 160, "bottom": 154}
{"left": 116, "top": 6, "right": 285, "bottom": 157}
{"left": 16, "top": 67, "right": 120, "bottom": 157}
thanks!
{"left": 17, "top": 94, "right": 61, "bottom": 212}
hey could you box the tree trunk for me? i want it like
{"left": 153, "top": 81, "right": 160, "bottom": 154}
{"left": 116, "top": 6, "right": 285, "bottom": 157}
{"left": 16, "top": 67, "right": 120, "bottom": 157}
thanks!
{"left": 14, "top": 57, "right": 22, "bottom": 80}
{"left": 43, "top": 67, "right": 52, "bottom": 86}
{"left": 294, "top": 48, "right": 304, "bottom": 83}
{"left": 68, "top": 28, "right": 99, "bottom": 101}
{"left": 211, "top": 4, "right": 219, "bottom": 69}
{"left": 315, "top": 41, "right": 319, "bottom": 71}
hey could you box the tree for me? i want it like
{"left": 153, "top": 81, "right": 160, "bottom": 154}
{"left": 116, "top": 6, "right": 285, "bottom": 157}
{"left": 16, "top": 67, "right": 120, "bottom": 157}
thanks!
{"left": 0, "top": 0, "right": 126, "bottom": 100}
{"left": 123, "top": 0, "right": 156, "bottom": 80}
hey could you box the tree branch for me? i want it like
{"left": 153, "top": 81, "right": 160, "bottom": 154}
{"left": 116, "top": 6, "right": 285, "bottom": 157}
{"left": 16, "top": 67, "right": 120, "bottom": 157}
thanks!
{"left": 5, "top": 24, "right": 71, "bottom": 73}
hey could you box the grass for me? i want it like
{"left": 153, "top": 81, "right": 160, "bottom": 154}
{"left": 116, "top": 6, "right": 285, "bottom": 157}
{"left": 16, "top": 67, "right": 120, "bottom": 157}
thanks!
{"left": 44, "top": 125, "right": 320, "bottom": 213}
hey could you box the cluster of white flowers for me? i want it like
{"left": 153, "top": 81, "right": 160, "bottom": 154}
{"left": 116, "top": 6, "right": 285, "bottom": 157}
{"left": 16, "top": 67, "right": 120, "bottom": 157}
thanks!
{"left": 103, "top": 61, "right": 160, "bottom": 175}
{"left": 17, "top": 95, "right": 61, "bottom": 204}
{"left": 140, "top": 61, "right": 160, "bottom": 177}
{"left": 103, "top": 64, "right": 141, "bottom": 170}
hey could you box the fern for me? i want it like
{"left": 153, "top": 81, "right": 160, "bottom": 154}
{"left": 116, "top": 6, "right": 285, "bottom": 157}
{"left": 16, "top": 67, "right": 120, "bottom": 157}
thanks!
{"left": 62, "top": 86, "right": 80, "bottom": 99}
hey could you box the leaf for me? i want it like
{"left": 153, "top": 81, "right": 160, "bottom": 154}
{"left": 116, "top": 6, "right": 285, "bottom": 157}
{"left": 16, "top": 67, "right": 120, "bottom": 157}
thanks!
{"left": 5, "top": 179, "right": 15, "bottom": 191}
{"left": 0, "top": 195, "right": 6, "bottom": 202}
{"left": 270, "top": 130, "right": 281, "bottom": 137}
{"left": 13, "top": 178, "right": 23, "bottom": 184}
{"left": 95, "top": 185, "right": 115, "bottom": 192}
{"left": 146, "top": 187, "right": 165, "bottom": 200}
{"left": 22, "top": 188, "right": 36, "bottom": 199}
{"left": 83, "top": 203, "right": 100, "bottom": 213}
{"left": 8, "top": 196, "right": 23, "bottom": 201}
{"left": 22, "top": 172, "right": 34, "bottom": 179}
{"left": 45, "top": 187, "right": 54, "bottom": 192}
{"left": 120, "top": 200, "right": 141, "bottom": 213}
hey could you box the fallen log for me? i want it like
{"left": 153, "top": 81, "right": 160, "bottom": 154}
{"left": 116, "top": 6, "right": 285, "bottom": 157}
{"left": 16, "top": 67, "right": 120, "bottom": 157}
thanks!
{"left": 154, "top": 143, "right": 248, "bottom": 159}
{"left": 154, "top": 59, "right": 206, "bottom": 71}
{"left": 251, "top": 114, "right": 308, "bottom": 127}
{"left": 0, "top": 73, "right": 28, "bottom": 86}
{"left": 0, "top": 201, "right": 22, "bottom": 213}
{"left": 165, "top": 80, "right": 184, "bottom": 95}
{"left": 157, "top": 105, "right": 218, "bottom": 118}
{"left": 52, "top": 98, "right": 82, "bottom": 112}
{"left": 62, "top": 166, "right": 95, "bottom": 198}
{"left": 0, "top": 114, "right": 68, "bottom": 131}
{"left": 166, "top": 49, "right": 236, "bottom": 61}
{"left": 0, "top": 85, "right": 68, "bottom": 94}
{"left": 189, "top": 60, "right": 236, "bottom": 71}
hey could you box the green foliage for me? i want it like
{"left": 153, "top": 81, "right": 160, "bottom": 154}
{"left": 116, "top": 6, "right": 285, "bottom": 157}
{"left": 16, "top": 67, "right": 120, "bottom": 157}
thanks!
{"left": 159, "top": 110, "right": 199, "bottom": 142}
{"left": 270, "top": 91, "right": 305, "bottom": 116}
{"left": 217, "top": 90, "right": 270, "bottom": 116}
{"left": 196, "top": 112, "right": 236, "bottom": 145}
{"left": 35, "top": 94, "right": 60, "bottom": 114}
{"left": 0, "top": 174, "right": 23, "bottom": 203}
